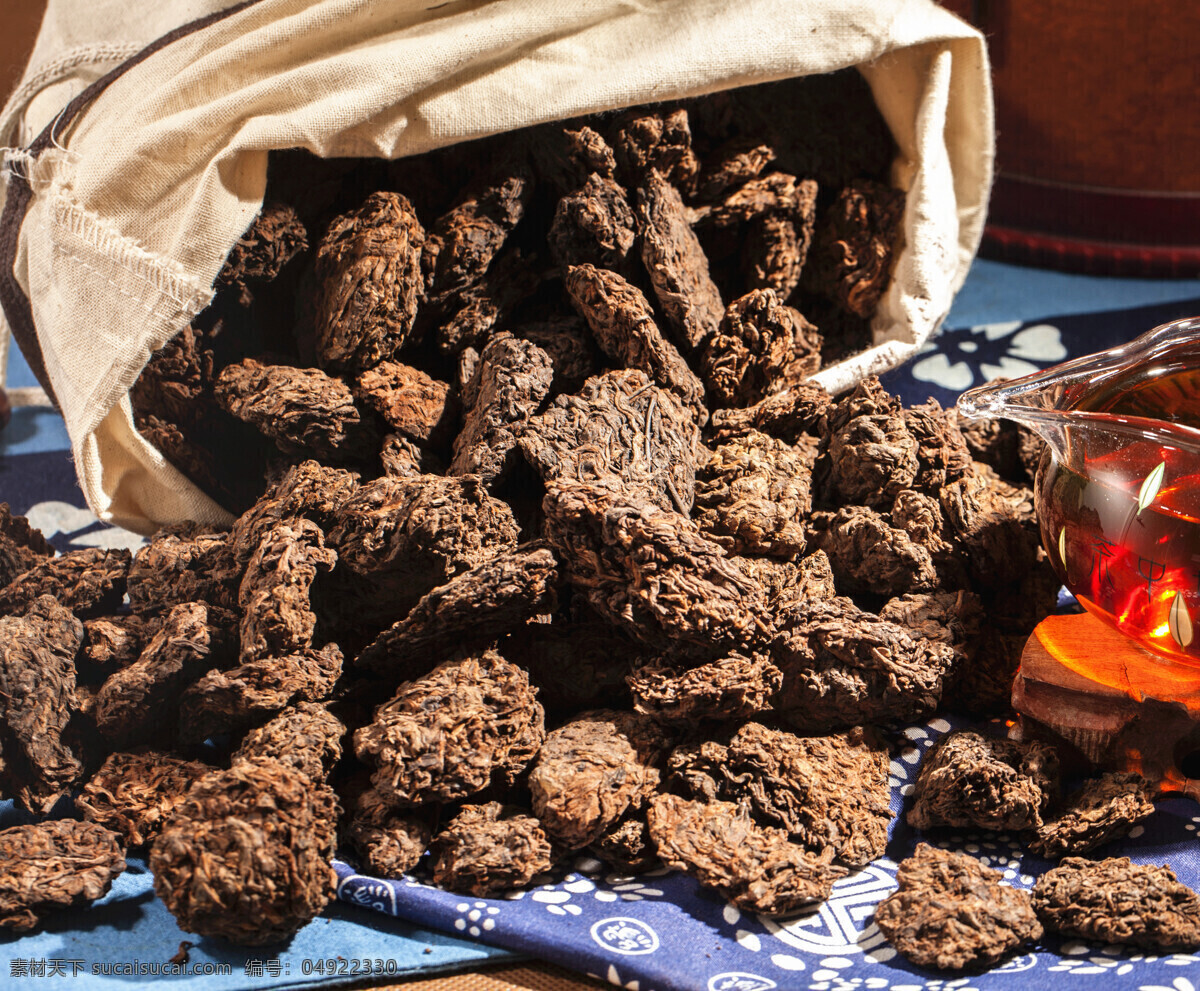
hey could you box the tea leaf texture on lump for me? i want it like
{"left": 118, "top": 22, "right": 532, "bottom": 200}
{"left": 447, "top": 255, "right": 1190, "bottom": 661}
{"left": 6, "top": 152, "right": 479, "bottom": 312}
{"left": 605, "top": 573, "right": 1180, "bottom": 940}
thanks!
{"left": 354, "top": 650, "right": 545, "bottom": 807}
{"left": 150, "top": 759, "right": 338, "bottom": 945}
{"left": 907, "top": 730, "right": 1061, "bottom": 833}
{"left": 874, "top": 843, "right": 1042, "bottom": 971}
{"left": 0, "top": 820, "right": 126, "bottom": 932}
{"left": 1033, "top": 856, "right": 1200, "bottom": 950}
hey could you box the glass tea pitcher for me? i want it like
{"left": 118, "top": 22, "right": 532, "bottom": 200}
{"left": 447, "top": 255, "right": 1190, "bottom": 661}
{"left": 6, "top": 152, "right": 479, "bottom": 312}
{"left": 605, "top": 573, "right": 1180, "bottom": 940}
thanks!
{"left": 958, "top": 316, "right": 1200, "bottom": 665}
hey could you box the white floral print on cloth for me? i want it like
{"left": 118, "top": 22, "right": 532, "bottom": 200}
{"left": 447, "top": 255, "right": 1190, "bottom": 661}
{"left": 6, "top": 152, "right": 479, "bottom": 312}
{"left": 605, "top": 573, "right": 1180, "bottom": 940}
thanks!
{"left": 335, "top": 297, "right": 1200, "bottom": 991}
{"left": 909, "top": 321, "right": 1068, "bottom": 393}
{"left": 332, "top": 710, "right": 1200, "bottom": 991}
{"left": 23, "top": 500, "right": 146, "bottom": 552}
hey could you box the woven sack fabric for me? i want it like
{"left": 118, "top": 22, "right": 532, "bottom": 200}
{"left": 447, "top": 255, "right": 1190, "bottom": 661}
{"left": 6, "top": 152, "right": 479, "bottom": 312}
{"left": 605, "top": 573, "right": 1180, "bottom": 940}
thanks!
{"left": 0, "top": 0, "right": 992, "bottom": 533}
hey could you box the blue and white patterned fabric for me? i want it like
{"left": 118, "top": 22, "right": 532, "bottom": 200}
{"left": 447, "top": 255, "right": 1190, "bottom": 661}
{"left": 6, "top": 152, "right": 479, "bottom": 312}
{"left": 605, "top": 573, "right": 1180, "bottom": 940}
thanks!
{"left": 3, "top": 260, "right": 1200, "bottom": 989}
{"left": 337, "top": 275, "right": 1200, "bottom": 990}
{"left": 338, "top": 715, "right": 1200, "bottom": 991}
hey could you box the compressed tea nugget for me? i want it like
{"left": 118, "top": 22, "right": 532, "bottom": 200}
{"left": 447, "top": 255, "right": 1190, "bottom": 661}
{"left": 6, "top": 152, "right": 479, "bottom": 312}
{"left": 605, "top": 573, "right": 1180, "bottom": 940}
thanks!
{"left": 151, "top": 759, "right": 338, "bottom": 945}
{"left": 812, "top": 506, "right": 938, "bottom": 597}
{"left": 450, "top": 333, "right": 553, "bottom": 484}
{"left": 940, "top": 462, "right": 1040, "bottom": 582}
{"left": 0, "top": 595, "right": 84, "bottom": 811}
{"left": 356, "top": 544, "right": 559, "bottom": 680}
{"left": 434, "top": 246, "right": 542, "bottom": 355}
{"left": 342, "top": 783, "right": 432, "bottom": 878}
{"left": 215, "top": 359, "right": 378, "bottom": 462}
{"left": 0, "top": 547, "right": 130, "bottom": 618}
{"left": 311, "top": 191, "right": 424, "bottom": 371}
{"left": 0, "top": 503, "right": 52, "bottom": 587}
{"left": 637, "top": 170, "right": 723, "bottom": 352}
{"left": 1033, "top": 857, "right": 1200, "bottom": 950}
{"left": 233, "top": 702, "right": 345, "bottom": 784}
{"left": 328, "top": 473, "right": 518, "bottom": 619}
{"left": 516, "top": 313, "right": 599, "bottom": 395}
{"left": 227, "top": 460, "right": 360, "bottom": 568}
{"left": 549, "top": 173, "right": 638, "bottom": 275}
{"left": 76, "top": 750, "right": 211, "bottom": 847}
{"left": 709, "top": 382, "right": 830, "bottom": 443}
{"left": 127, "top": 525, "right": 236, "bottom": 616}
{"left": 93, "top": 601, "right": 222, "bottom": 746}
{"left": 355, "top": 361, "right": 458, "bottom": 450}
{"left": 531, "top": 124, "right": 617, "bottom": 194}
{"left": 701, "top": 289, "right": 820, "bottom": 409}
{"left": 903, "top": 399, "right": 973, "bottom": 492}
{"left": 431, "top": 802, "right": 554, "bottom": 896}
{"left": 83, "top": 614, "right": 161, "bottom": 675}
{"left": 696, "top": 138, "right": 776, "bottom": 200}
{"left": 530, "top": 709, "right": 668, "bottom": 850}
{"left": 543, "top": 479, "right": 769, "bottom": 652}
{"left": 703, "top": 172, "right": 818, "bottom": 301}
{"left": 564, "top": 264, "right": 706, "bottom": 420}
{"left": 1030, "top": 772, "right": 1155, "bottom": 859}
{"left": 772, "top": 597, "right": 954, "bottom": 731}
{"left": 239, "top": 519, "right": 335, "bottom": 664}
{"left": 807, "top": 179, "right": 905, "bottom": 318}
{"left": 180, "top": 643, "right": 343, "bottom": 742}
{"left": 354, "top": 650, "right": 544, "bottom": 807}
{"left": 823, "top": 377, "right": 919, "bottom": 507}
{"left": 627, "top": 651, "right": 781, "bottom": 725}
{"left": 217, "top": 201, "right": 307, "bottom": 307}
{"left": 423, "top": 163, "right": 531, "bottom": 306}
{"left": 668, "top": 722, "right": 891, "bottom": 868}
{"left": 0, "top": 819, "right": 126, "bottom": 932}
{"left": 613, "top": 108, "right": 699, "bottom": 191}
{"left": 647, "top": 794, "right": 841, "bottom": 916}
{"left": 693, "top": 431, "right": 814, "bottom": 557}
{"left": 520, "top": 369, "right": 701, "bottom": 514}
{"left": 907, "top": 730, "right": 1060, "bottom": 832}
{"left": 874, "top": 843, "right": 1042, "bottom": 972}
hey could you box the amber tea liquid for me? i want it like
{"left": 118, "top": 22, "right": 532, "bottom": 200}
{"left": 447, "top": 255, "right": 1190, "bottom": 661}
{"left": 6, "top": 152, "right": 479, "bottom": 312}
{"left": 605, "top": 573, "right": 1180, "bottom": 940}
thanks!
{"left": 1038, "top": 365, "right": 1200, "bottom": 665}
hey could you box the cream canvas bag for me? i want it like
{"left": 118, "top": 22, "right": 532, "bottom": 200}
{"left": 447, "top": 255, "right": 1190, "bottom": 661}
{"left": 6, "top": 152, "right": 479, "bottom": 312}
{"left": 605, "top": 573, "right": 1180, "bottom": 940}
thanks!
{"left": 0, "top": 0, "right": 993, "bottom": 534}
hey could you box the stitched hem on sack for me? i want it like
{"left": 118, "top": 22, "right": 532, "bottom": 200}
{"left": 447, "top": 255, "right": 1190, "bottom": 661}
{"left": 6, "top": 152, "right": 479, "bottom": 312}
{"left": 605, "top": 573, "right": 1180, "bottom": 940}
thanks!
{"left": 0, "top": 44, "right": 145, "bottom": 147}
{"left": 52, "top": 200, "right": 211, "bottom": 316}
{"left": 0, "top": 0, "right": 266, "bottom": 407}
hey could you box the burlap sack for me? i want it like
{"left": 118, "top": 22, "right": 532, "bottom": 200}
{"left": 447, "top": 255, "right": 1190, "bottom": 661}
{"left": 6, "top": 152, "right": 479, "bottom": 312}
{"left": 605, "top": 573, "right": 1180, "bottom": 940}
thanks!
{"left": 0, "top": 0, "right": 992, "bottom": 534}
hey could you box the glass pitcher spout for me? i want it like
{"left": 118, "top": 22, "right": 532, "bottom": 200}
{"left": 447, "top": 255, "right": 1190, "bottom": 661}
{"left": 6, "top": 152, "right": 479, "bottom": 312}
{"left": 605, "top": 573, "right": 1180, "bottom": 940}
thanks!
{"left": 956, "top": 314, "right": 1200, "bottom": 667}
{"left": 957, "top": 315, "right": 1200, "bottom": 461}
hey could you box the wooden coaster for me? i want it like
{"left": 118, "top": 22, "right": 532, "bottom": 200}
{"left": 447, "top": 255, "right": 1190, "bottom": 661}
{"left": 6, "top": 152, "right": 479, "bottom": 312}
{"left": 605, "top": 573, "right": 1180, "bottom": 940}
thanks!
{"left": 1012, "top": 612, "right": 1200, "bottom": 800}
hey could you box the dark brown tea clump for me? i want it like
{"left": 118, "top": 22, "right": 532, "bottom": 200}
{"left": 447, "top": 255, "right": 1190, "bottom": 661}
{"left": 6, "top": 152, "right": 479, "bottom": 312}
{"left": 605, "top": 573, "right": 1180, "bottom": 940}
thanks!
{"left": 874, "top": 843, "right": 1042, "bottom": 971}
{"left": 0, "top": 820, "right": 126, "bottom": 932}
{"left": 647, "top": 794, "right": 842, "bottom": 916}
{"left": 907, "top": 731, "right": 1061, "bottom": 833}
{"left": 150, "top": 759, "right": 338, "bottom": 945}
{"left": 431, "top": 802, "right": 555, "bottom": 896}
{"left": 76, "top": 750, "right": 212, "bottom": 847}
{"left": 1030, "top": 772, "right": 1156, "bottom": 859}
{"left": 1032, "top": 857, "right": 1200, "bottom": 950}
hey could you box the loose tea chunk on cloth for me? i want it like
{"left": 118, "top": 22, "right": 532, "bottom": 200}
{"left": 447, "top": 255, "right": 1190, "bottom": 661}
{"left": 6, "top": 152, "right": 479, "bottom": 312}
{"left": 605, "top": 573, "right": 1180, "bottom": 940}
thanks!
{"left": 1032, "top": 857, "right": 1200, "bottom": 950}
{"left": 874, "top": 843, "right": 1042, "bottom": 972}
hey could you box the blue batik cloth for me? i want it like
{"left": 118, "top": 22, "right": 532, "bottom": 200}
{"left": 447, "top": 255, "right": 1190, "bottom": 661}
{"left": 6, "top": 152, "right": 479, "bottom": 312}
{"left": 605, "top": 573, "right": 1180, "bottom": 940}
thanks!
{"left": 337, "top": 267, "right": 1200, "bottom": 991}
{"left": 3, "top": 257, "right": 1200, "bottom": 989}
